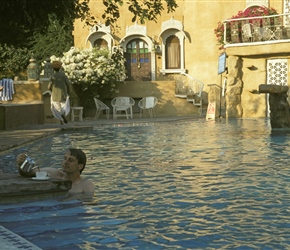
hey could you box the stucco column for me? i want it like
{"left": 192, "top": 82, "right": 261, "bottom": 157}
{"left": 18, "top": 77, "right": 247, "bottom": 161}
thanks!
{"left": 226, "top": 55, "right": 243, "bottom": 118}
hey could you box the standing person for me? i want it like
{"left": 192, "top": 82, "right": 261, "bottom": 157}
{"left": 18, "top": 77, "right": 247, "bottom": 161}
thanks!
{"left": 48, "top": 61, "right": 71, "bottom": 124}
{"left": 0, "top": 86, "right": 3, "bottom": 104}
{"left": 17, "top": 148, "right": 95, "bottom": 196}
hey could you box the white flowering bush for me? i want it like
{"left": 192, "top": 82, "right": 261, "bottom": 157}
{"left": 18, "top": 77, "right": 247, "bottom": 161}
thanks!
{"left": 50, "top": 47, "right": 126, "bottom": 107}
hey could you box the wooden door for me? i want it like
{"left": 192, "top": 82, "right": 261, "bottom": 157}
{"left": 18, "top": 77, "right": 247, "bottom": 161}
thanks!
{"left": 125, "top": 39, "right": 151, "bottom": 81}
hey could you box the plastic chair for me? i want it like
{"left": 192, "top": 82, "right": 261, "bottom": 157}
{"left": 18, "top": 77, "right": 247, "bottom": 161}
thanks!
{"left": 242, "top": 23, "right": 253, "bottom": 42}
{"left": 94, "top": 97, "right": 110, "bottom": 119}
{"left": 111, "top": 97, "right": 135, "bottom": 119}
{"left": 138, "top": 96, "right": 158, "bottom": 118}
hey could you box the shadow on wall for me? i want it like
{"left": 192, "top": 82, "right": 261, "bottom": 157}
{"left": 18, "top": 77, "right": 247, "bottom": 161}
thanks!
{"left": 237, "top": 57, "right": 244, "bottom": 81}
{"left": 226, "top": 56, "right": 244, "bottom": 118}
{"left": 112, "top": 81, "right": 196, "bottom": 117}
{"left": 11, "top": 81, "right": 43, "bottom": 104}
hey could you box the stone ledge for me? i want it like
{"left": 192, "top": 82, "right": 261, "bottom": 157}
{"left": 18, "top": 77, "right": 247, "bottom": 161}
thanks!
{"left": 259, "top": 84, "right": 289, "bottom": 94}
{"left": 0, "top": 103, "right": 45, "bottom": 130}
{"left": 0, "top": 174, "right": 72, "bottom": 203}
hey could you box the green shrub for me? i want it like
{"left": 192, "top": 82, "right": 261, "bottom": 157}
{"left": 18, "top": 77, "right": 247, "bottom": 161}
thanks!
{"left": 0, "top": 44, "right": 31, "bottom": 79}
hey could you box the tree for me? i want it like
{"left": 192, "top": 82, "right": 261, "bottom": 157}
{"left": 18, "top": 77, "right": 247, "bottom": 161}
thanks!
{"left": 102, "top": 0, "right": 178, "bottom": 25}
{"left": 28, "top": 14, "right": 74, "bottom": 61}
{"left": 0, "top": 0, "right": 177, "bottom": 78}
{"left": 0, "top": 0, "right": 92, "bottom": 47}
{"left": 0, "top": 0, "right": 177, "bottom": 47}
{"left": 0, "top": 44, "right": 30, "bottom": 79}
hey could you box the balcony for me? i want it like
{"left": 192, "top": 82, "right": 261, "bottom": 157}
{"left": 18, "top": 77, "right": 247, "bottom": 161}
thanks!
{"left": 223, "top": 13, "right": 290, "bottom": 47}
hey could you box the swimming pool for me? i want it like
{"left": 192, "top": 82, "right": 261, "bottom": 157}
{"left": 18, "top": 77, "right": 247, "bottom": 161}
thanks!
{"left": 1, "top": 118, "right": 290, "bottom": 249}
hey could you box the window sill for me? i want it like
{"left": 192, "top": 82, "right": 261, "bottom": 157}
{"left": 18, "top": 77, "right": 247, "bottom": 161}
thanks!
{"left": 160, "top": 69, "right": 186, "bottom": 75}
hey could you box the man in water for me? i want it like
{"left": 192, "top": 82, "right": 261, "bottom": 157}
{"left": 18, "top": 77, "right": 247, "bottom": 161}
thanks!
{"left": 17, "top": 148, "right": 94, "bottom": 196}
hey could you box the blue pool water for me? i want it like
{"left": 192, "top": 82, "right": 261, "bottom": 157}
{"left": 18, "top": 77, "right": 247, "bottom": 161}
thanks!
{"left": 1, "top": 118, "right": 290, "bottom": 249}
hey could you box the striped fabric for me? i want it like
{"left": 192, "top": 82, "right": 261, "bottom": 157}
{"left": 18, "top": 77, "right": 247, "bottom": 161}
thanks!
{"left": 0, "top": 78, "right": 14, "bottom": 101}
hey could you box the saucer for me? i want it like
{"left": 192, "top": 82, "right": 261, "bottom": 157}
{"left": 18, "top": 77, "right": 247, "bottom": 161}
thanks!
{"left": 32, "top": 177, "right": 50, "bottom": 181}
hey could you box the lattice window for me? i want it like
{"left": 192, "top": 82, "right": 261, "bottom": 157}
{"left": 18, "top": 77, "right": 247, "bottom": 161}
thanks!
{"left": 267, "top": 59, "right": 288, "bottom": 86}
{"left": 284, "top": 0, "right": 290, "bottom": 26}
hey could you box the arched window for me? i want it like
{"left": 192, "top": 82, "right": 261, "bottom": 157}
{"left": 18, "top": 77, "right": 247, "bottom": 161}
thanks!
{"left": 165, "top": 35, "right": 180, "bottom": 69}
{"left": 158, "top": 18, "right": 187, "bottom": 74}
{"left": 93, "top": 38, "right": 108, "bottom": 49}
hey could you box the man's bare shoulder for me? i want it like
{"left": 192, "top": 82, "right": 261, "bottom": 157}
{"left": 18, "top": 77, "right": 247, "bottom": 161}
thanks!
{"left": 81, "top": 178, "right": 95, "bottom": 193}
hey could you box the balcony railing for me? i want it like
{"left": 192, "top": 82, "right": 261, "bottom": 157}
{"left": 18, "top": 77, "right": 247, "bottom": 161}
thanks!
{"left": 223, "top": 13, "right": 290, "bottom": 45}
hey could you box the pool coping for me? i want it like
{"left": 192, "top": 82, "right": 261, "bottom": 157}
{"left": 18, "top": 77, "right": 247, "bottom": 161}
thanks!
{"left": 0, "top": 174, "right": 72, "bottom": 203}
{"left": 0, "top": 226, "right": 42, "bottom": 250}
{"left": 0, "top": 116, "right": 197, "bottom": 153}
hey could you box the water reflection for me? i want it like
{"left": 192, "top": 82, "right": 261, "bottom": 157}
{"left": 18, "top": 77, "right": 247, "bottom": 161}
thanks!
{"left": 59, "top": 192, "right": 98, "bottom": 204}
{"left": 1, "top": 118, "right": 290, "bottom": 249}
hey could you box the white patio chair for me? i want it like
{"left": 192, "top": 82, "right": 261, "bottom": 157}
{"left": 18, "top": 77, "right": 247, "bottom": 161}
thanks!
{"left": 138, "top": 96, "right": 158, "bottom": 118}
{"left": 111, "top": 97, "right": 135, "bottom": 119}
{"left": 94, "top": 97, "right": 110, "bottom": 119}
{"left": 242, "top": 23, "right": 253, "bottom": 42}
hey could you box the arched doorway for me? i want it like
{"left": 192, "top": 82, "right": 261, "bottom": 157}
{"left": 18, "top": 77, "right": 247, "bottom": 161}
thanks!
{"left": 124, "top": 39, "right": 151, "bottom": 81}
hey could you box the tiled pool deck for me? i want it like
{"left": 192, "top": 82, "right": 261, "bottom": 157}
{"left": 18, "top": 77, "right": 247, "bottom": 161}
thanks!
{"left": 0, "top": 116, "right": 196, "bottom": 250}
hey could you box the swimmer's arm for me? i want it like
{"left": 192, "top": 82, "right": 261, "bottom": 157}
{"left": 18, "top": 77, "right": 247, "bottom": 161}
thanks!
{"left": 16, "top": 154, "right": 67, "bottom": 180}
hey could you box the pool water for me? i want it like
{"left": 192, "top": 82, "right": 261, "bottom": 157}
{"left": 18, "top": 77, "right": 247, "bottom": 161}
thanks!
{"left": 1, "top": 118, "right": 290, "bottom": 249}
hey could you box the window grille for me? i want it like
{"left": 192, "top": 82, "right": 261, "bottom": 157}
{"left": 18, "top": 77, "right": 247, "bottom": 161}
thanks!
{"left": 267, "top": 59, "right": 288, "bottom": 86}
{"left": 284, "top": 0, "right": 290, "bottom": 26}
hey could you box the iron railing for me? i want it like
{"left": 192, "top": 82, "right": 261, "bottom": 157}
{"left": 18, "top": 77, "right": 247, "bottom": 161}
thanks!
{"left": 223, "top": 13, "right": 290, "bottom": 45}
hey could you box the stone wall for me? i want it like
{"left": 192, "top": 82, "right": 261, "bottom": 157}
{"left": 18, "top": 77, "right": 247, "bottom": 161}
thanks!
{"left": 2, "top": 80, "right": 200, "bottom": 125}
{"left": 0, "top": 103, "right": 44, "bottom": 130}
{"left": 0, "top": 79, "right": 60, "bottom": 129}
{"left": 225, "top": 43, "right": 290, "bottom": 118}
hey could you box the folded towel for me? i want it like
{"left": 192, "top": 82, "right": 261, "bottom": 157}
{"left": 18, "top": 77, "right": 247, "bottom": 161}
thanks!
{"left": 0, "top": 79, "right": 14, "bottom": 101}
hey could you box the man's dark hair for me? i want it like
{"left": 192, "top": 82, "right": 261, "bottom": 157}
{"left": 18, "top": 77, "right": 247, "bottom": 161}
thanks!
{"left": 68, "top": 148, "right": 86, "bottom": 174}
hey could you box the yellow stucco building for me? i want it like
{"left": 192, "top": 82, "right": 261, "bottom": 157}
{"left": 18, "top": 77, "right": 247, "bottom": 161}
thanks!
{"left": 73, "top": 0, "right": 290, "bottom": 118}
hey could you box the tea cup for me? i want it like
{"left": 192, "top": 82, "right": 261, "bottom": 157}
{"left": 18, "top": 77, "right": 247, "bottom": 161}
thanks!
{"left": 36, "top": 171, "right": 50, "bottom": 179}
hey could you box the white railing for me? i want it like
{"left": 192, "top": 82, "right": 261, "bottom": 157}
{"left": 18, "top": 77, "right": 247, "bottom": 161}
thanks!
{"left": 175, "top": 72, "right": 204, "bottom": 114}
{"left": 223, "top": 13, "right": 290, "bottom": 45}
